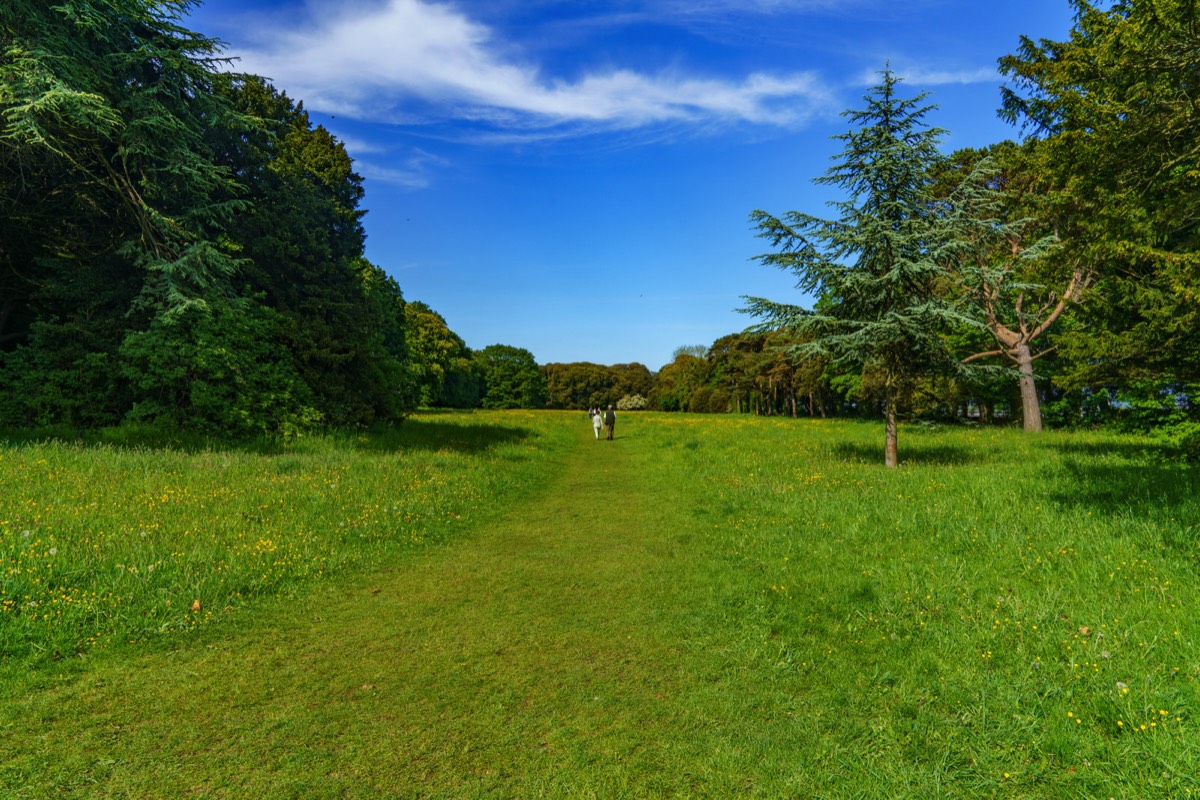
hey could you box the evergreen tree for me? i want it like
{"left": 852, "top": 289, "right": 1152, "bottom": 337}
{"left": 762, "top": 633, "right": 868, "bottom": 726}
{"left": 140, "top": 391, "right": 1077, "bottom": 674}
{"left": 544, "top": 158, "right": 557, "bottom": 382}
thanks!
{"left": 744, "top": 69, "right": 978, "bottom": 467}
{"left": 938, "top": 143, "right": 1077, "bottom": 432}
{"left": 998, "top": 0, "right": 1200, "bottom": 393}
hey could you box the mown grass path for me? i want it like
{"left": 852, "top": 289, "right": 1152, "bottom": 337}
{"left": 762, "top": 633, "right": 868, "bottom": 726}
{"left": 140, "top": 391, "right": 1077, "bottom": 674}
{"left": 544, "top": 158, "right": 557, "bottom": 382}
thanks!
{"left": 5, "top": 419, "right": 733, "bottom": 798}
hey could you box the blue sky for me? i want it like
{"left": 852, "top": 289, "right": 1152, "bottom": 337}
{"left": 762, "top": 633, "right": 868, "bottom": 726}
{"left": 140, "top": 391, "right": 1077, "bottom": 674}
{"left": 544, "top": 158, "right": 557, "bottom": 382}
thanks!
{"left": 185, "top": 0, "right": 1075, "bottom": 371}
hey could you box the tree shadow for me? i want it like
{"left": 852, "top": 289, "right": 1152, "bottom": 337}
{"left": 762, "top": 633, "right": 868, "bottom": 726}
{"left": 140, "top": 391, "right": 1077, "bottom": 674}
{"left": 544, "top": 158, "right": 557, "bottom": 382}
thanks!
{"left": 1039, "top": 440, "right": 1196, "bottom": 511}
{"left": 1040, "top": 438, "right": 1175, "bottom": 462}
{"left": 1037, "top": 440, "right": 1200, "bottom": 558}
{"left": 0, "top": 416, "right": 535, "bottom": 457}
{"left": 829, "top": 441, "right": 976, "bottom": 466}
{"left": 349, "top": 418, "right": 534, "bottom": 454}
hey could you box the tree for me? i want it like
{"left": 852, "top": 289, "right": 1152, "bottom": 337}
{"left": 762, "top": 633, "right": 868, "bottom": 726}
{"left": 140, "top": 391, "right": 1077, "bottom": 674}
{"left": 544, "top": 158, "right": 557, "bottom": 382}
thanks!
{"left": 998, "top": 0, "right": 1200, "bottom": 393}
{"left": 0, "top": 0, "right": 249, "bottom": 318}
{"left": 0, "top": 0, "right": 254, "bottom": 426}
{"left": 542, "top": 362, "right": 614, "bottom": 409}
{"left": 940, "top": 143, "right": 1081, "bottom": 431}
{"left": 609, "top": 363, "right": 654, "bottom": 404}
{"left": 650, "top": 351, "right": 709, "bottom": 412}
{"left": 744, "top": 69, "right": 977, "bottom": 467}
{"left": 404, "top": 301, "right": 479, "bottom": 408}
{"left": 474, "top": 345, "right": 547, "bottom": 409}
{"left": 218, "top": 77, "right": 408, "bottom": 425}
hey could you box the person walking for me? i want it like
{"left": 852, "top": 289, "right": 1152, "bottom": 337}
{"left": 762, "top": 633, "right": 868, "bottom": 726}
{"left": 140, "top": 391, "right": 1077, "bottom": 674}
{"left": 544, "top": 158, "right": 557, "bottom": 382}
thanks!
{"left": 591, "top": 406, "right": 603, "bottom": 440}
{"left": 603, "top": 404, "right": 616, "bottom": 440}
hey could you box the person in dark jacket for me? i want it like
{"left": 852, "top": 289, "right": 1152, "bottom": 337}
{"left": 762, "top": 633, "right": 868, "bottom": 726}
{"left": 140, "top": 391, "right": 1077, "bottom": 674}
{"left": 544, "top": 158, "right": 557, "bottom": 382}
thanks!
{"left": 603, "top": 405, "right": 616, "bottom": 440}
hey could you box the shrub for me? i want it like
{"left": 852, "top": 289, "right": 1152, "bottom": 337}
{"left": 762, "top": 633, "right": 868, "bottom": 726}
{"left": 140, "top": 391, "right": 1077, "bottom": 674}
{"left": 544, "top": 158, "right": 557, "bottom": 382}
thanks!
{"left": 617, "top": 394, "right": 648, "bottom": 411}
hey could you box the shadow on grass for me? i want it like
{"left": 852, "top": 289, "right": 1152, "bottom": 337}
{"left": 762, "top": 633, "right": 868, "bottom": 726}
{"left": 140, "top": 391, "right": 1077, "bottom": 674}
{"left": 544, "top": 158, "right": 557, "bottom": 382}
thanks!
{"left": 349, "top": 419, "right": 534, "bottom": 454}
{"left": 830, "top": 441, "right": 976, "bottom": 466}
{"left": 0, "top": 415, "right": 535, "bottom": 457}
{"left": 1040, "top": 438, "right": 1169, "bottom": 462}
{"left": 1040, "top": 442, "right": 1200, "bottom": 558}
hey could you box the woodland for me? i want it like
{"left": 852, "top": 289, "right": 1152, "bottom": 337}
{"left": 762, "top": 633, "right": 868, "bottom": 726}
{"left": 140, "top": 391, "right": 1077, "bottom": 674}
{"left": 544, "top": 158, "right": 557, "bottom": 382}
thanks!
{"left": 2, "top": 1, "right": 1197, "bottom": 457}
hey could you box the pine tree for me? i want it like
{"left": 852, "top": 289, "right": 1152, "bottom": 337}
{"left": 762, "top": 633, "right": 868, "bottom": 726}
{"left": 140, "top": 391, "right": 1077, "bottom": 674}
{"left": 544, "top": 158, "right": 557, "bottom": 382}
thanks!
{"left": 744, "top": 69, "right": 977, "bottom": 467}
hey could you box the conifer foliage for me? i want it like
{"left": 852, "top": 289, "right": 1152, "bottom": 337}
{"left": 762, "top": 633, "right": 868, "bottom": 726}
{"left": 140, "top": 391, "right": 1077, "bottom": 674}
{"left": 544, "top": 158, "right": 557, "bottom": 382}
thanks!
{"left": 744, "top": 69, "right": 978, "bottom": 467}
{"left": 0, "top": 0, "right": 419, "bottom": 432}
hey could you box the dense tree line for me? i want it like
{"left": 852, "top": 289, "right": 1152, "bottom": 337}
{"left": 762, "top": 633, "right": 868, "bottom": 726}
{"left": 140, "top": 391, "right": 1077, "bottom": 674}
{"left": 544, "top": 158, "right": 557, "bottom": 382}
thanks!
{"left": 4, "top": 0, "right": 1196, "bottom": 452}
{"left": 0, "top": 0, "right": 547, "bottom": 431}
{"left": 730, "top": 0, "right": 1200, "bottom": 462}
{"left": 0, "top": 0, "right": 414, "bottom": 433}
{"left": 542, "top": 362, "right": 653, "bottom": 410}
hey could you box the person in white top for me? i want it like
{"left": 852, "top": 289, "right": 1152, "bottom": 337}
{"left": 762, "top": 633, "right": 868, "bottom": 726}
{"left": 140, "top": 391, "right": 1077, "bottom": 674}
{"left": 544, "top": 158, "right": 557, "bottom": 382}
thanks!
{"left": 591, "top": 406, "right": 603, "bottom": 439}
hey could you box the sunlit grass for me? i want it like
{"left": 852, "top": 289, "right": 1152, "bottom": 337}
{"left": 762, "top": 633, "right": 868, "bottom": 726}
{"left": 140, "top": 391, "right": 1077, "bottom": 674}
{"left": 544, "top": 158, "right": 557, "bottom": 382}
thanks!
{"left": 2, "top": 411, "right": 1198, "bottom": 797}
{"left": 634, "top": 414, "right": 1199, "bottom": 796}
{"left": 0, "top": 411, "right": 570, "bottom": 668}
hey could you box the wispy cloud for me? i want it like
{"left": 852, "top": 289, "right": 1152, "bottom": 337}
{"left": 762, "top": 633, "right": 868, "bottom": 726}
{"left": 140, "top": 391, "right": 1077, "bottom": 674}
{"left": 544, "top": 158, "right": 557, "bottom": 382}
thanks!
{"left": 897, "top": 66, "right": 1001, "bottom": 86}
{"left": 851, "top": 63, "right": 1001, "bottom": 90}
{"left": 231, "top": 0, "right": 837, "bottom": 134}
{"left": 355, "top": 149, "right": 448, "bottom": 188}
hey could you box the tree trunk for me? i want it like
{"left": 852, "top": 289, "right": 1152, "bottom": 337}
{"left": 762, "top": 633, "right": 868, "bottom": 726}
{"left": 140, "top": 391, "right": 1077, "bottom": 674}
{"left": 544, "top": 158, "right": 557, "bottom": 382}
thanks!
{"left": 884, "top": 398, "right": 899, "bottom": 468}
{"left": 1016, "top": 343, "right": 1043, "bottom": 432}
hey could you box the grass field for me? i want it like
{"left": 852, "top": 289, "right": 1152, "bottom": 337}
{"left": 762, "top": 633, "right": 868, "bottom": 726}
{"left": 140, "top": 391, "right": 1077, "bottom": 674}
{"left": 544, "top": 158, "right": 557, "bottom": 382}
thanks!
{"left": 2, "top": 411, "right": 1198, "bottom": 798}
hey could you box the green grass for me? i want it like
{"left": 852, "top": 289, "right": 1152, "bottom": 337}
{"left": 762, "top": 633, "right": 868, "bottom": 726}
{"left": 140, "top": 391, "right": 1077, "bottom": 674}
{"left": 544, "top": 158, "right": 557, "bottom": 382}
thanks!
{"left": 2, "top": 411, "right": 1198, "bottom": 798}
{"left": 0, "top": 412, "right": 570, "bottom": 671}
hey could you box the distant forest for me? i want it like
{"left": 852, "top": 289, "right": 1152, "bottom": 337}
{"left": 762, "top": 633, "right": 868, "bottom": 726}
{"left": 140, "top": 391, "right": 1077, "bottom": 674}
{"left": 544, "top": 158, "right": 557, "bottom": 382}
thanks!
{"left": 2, "top": 1, "right": 1197, "bottom": 450}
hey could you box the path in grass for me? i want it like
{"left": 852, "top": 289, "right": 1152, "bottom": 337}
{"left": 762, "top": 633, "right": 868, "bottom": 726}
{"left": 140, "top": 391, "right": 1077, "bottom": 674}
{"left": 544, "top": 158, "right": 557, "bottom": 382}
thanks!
{"left": 8, "top": 421, "right": 725, "bottom": 798}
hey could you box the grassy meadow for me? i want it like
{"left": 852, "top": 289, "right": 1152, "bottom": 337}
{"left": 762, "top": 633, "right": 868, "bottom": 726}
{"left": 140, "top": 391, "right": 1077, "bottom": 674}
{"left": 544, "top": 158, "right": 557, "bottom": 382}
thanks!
{"left": 2, "top": 410, "right": 1198, "bottom": 798}
{"left": 0, "top": 413, "right": 572, "bottom": 672}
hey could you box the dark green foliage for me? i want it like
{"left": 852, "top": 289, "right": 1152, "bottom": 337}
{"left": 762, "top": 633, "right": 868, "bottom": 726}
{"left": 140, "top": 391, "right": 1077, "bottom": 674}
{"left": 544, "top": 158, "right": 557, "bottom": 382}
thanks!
{"left": 0, "top": 318, "right": 126, "bottom": 428}
{"left": 474, "top": 345, "right": 547, "bottom": 409}
{"left": 999, "top": 0, "right": 1200, "bottom": 391}
{"left": 542, "top": 361, "right": 653, "bottom": 410}
{"left": 0, "top": 4, "right": 417, "bottom": 431}
{"left": 218, "top": 77, "right": 410, "bottom": 426}
{"left": 745, "top": 69, "right": 981, "bottom": 463}
{"left": 543, "top": 362, "right": 614, "bottom": 410}
{"left": 121, "top": 297, "right": 320, "bottom": 436}
{"left": 0, "top": 0, "right": 248, "bottom": 316}
{"left": 649, "top": 352, "right": 708, "bottom": 412}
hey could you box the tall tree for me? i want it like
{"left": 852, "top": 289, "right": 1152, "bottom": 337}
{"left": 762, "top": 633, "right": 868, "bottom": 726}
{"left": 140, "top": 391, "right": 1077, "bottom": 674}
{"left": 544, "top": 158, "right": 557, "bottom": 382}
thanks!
{"left": 217, "top": 76, "right": 404, "bottom": 425}
{"left": 745, "top": 69, "right": 977, "bottom": 467}
{"left": 650, "top": 351, "right": 709, "bottom": 412}
{"left": 0, "top": 0, "right": 248, "bottom": 315}
{"left": 404, "top": 301, "right": 479, "bottom": 408}
{"left": 998, "top": 0, "right": 1200, "bottom": 392}
{"left": 941, "top": 143, "right": 1080, "bottom": 431}
{"left": 543, "top": 362, "right": 614, "bottom": 410}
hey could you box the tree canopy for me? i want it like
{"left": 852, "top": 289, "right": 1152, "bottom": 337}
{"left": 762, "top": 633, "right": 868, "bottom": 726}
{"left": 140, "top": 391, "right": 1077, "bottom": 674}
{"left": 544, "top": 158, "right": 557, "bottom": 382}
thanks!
{"left": 745, "top": 69, "right": 980, "bottom": 466}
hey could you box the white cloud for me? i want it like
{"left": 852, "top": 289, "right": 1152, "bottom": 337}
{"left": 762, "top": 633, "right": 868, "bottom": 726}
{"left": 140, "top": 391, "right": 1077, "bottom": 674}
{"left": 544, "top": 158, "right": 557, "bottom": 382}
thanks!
{"left": 900, "top": 66, "right": 1000, "bottom": 86}
{"left": 334, "top": 135, "right": 389, "bottom": 155}
{"left": 232, "top": 0, "right": 836, "bottom": 132}
{"left": 355, "top": 149, "right": 448, "bottom": 188}
{"left": 856, "top": 64, "right": 1000, "bottom": 88}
